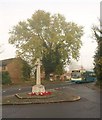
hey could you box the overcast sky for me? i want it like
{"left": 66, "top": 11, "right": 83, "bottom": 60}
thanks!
{"left": 0, "top": 0, "right": 100, "bottom": 70}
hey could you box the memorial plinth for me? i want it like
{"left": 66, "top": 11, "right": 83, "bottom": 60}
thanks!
{"left": 32, "top": 84, "right": 45, "bottom": 93}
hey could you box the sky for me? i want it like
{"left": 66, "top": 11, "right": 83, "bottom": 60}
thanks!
{"left": 0, "top": 0, "right": 100, "bottom": 70}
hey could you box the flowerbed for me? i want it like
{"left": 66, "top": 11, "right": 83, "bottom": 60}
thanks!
{"left": 28, "top": 91, "right": 52, "bottom": 96}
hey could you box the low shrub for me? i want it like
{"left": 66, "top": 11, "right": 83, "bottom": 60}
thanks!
{"left": 2, "top": 71, "right": 12, "bottom": 85}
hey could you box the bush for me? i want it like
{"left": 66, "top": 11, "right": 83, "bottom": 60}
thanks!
{"left": 2, "top": 71, "right": 12, "bottom": 85}
{"left": 22, "top": 60, "right": 31, "bottom": 81}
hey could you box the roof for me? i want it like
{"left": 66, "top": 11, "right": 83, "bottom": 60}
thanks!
{"left": 0, "top": 57, "right": 28, "bottom": 67}
{"left": 0, "top": 58, "right": 15, "bottom": 66}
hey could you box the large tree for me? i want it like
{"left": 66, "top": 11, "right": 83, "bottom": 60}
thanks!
{"left": 92, "top": 21, "right": 102, "bottom": 85}
{"left": 9, "top": 10, "right": 83, "bottom": 77}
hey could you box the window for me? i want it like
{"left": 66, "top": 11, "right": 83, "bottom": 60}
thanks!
{"left": 2, "top": 66, "right": 7, "bottom": 71}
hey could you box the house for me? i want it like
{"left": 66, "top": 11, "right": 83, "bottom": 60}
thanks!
{"left": 0, "top": 58, "right": 14, "bottom": 72}
{"left": 0, "top": 57, "right": 31, "bottom": 84}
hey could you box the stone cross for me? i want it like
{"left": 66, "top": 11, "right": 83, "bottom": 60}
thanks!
{"left": 32, "top": 58, "right": 45, "bottom": 93}
{"left": 35, "top": 58, "right": 41, "bottom": 85}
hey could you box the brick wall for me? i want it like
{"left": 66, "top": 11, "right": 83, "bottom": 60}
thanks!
{"left": 7, "top": 59, "right": 23, "bottom": 83}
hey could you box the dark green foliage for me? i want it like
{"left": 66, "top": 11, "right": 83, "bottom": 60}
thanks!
{"left": 22, "top": 60, "right": 31, "bottom": 81}
{"left": 42, "top": 47, "right": 63, "bottom": 78}
{"left": 94, "top": 48, "right": 102, "bottom": 82}
{"left": 2, "top": 71, "right": 12, "bottom": 85}
{"left": 92, "top": 22, "right": 102, "bottom": 84}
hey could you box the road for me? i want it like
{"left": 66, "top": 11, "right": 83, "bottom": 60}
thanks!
{"left": 2, "top": 81, "right": 73, "bottom": 96}
{"left": 2, "top": 82, "right": 101, "bottom": 118}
